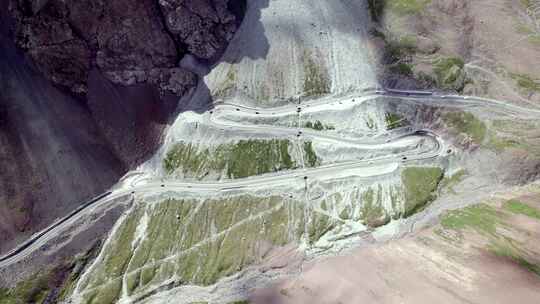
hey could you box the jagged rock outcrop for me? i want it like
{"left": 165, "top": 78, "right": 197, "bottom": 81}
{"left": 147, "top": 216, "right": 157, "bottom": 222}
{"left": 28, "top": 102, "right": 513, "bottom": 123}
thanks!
{"left": 8, "top": 0, "right": 244, "bottom": 95}
{"left": 0, "top": 0, "right": 246, "bottom": 254}
{"left": 159, "top": 0, "right": 244, "bottom": 60}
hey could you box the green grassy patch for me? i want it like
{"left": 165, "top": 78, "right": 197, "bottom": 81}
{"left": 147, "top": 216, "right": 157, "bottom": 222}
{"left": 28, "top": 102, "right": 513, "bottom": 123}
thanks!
{"left": 228, "top": 140, "right": 295, "bottom": 178}
{"left": 387, "top": 0, "right": 431, "bottom": 15}
{"left": 385, "top": 112, "right": 407, "bottom": 130}
{"left": 503, "top": 199, "right": 540, "bottom": 220}
{"left": 486, "top": 119, "right": 540, "bottom": 156}
{"left": 402, "top": 167, "right": 444, "bottom": 217}
{"left": 79, "top": 208, "right": 143, "bottom": 303}
{"left": 440, "top": 201, "right": 540, "bottom": 277}
{"left": 433, "top": 57, "right": 466, "bottom": 91}
{"left": 488, "top": 134, "right": 522, "bottom": 152}
{"left": 163, "top": 142, "right": 223, "bottom": 175}
{"left": 359, "top": 187, "right": 390, "bottom": 227}
{"left": 303, "top": 51, "right": 330, "bottom": 97}
{"left": 389, "top": 63, "right": 414, "bottom": 76}
{"left": 78, "top": 195, "right": 339, "bottom": 299}
{"left": 0, "top": 274, "right": 49, "bottom": 304}
{"left": 307, "top": 211, "right": 335, "bottom": 244}
{"left": 442, "top": 111, "right": 486, "bottom": 144}
{"left": 0, "top": 242, "right": 102, "bottom": 304}
{"left": 303, "top": 141, "right": 321, "bottom": 167}
{"left": 0, "top": 270, "right": 56, "bottom": 304}
{"left": 163, "top": 139, "right": 300, "bottom": 178}
{"left": 529, "top": 35, "right": 540, "bottom": 45}
{"left": 440, "top": 204, "right": 504, "bottom": 236}
{"left": 490, "top": 241, "right": 540, "bottom": 277}
{"left": 303, "top": 120, "right": 335, "bottom": 131}
{"left": 57, "top": 244, "right": 102, "bottom": 301}
{"left": 510, "top": 73, "right": 540, "bottom": 93}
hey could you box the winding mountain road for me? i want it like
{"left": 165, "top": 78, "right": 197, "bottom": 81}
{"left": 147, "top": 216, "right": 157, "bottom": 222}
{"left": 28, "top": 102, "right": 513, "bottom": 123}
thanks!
{"left": 1, "top": 88, "right": 536, "bottom": 269}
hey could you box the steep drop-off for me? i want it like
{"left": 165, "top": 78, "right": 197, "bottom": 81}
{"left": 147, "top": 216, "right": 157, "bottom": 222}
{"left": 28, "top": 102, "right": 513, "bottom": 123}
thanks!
{"left": 0, "top": 0, "right": 247, "bottom": 253}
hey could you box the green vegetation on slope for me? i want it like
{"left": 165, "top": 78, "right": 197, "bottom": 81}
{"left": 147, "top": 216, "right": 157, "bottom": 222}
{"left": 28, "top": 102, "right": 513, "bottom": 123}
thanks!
{"left": 510, "top": 73, "right": 540, "bottom": 93}
{"left": 486, "top": 119, "right": 540, "bottom": 156}
{"left": 303, "top": 141, "right": 321, "bottom": 167}
{"left": 387, "top": 0, "right": 431, "bottom": 15}
{"left": 433, "top": 57, "right": 466, "bottom": 91}
{"left": 359, "top": 187, "right": 390, "bottom": 228}
{"left": 488, "top": 133, "right": 523, "bottom": 152}
{"left": 441, "top": 204, "right": 503, "bottom": 235}
{"left": 368, "top": 0, "right": 430, "bottom": 20}
{"left": 440, "top": 202, "right": 540, "bottom": 277}
{"left": 303, "top": 120, "right": 335, "bottom": 131}
{"left": 79, "top": 207, "right": 143, "bottom": 304}
{"left": 0, "top": 243, "right": 100, "bottom": 304}
{"left": 228, "top": 140, "right": 294, "bottom": 178}
{"left": 307, "top": 211, "right": 336, "bottom": 244}
{"left": 78, "top": 195, "right": 338, "bottom": 303}
{"left": 163, "top": 142, "right": 225, "bottom": 175}
{"left": 303, "top": 51, "right": 330, "bottom": 97}
{"left": 0, "top": 273, "right": 50, "bottom": 304}
{"left": 389, "top": 62, "right": 414, "bottom": 76}
{"left": 489, "top": 241, "right": 540, "bottom": 276}
{"left": 442, "top": 111, "right": 486, "bottom": 144}
{"left": 401, "top": 167, "right": 444, "bottom": 217}
{"left": 503, "top": 200, "right": 540, "bottom": 220}
{"left": 163, "top": 139, "right": 302, "bottom": 178}
{"left": 385, "top": 112, "right": 407, "bottom": 130}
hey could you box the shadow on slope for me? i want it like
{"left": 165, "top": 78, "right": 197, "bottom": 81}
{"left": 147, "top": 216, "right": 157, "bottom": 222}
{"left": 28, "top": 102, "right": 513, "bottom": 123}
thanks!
{"left": 0, "top": 9, "right": 124, "bottom": 253}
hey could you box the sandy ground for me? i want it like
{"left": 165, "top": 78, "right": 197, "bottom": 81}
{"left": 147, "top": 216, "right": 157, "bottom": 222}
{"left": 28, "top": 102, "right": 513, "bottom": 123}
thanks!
{"left": 250, "top": 195, "right": 540, "bottom": 304}
{"left": 251, "top": 236, "right": 540, "bottom": 304}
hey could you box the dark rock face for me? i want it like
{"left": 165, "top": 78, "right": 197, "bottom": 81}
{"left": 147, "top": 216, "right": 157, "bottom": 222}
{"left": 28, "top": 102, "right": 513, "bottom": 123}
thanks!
{"left": 11, "top": 1, "right": 92, "bottom": 94}
{"left": 9, "top": 0, "right": 244, "bottom": 95}
{"left": 0, "top": 35, "right": 124, "bottom": 253}
{"left": 5, "top": 0, "right": 246, "bottom": 167}
{"left": 160, "top": 0, "right": 241, "bottom": 60}
{"left": 0, "top": 0, "right": 246, "bottom": 253}
{"left": 86, "top": 69, "right": 190, "bottom": 166}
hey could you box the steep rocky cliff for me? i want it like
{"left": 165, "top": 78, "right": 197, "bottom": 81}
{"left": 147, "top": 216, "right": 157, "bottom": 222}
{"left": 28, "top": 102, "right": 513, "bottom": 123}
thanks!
{"left": 0, "top": 0, "right": 246, "bottom": 253}
{"left": 8, "top": 0, "right": 244, "bottom": 95}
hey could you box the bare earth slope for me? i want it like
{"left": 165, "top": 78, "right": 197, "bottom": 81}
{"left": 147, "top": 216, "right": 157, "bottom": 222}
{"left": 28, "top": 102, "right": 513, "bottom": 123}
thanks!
{"left": 196, "top": 0, "right": 378, "bottom": 108}
{"left": 252, "top": 184, "right": 540, "bottom": 304}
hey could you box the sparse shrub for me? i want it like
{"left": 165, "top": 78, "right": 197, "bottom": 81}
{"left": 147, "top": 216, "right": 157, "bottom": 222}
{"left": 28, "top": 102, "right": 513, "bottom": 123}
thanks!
{"left": 385, "top": 112, "right": 407, "bottom": 130}
{"left": 510, "top": 73, "right": 540, "bottom": 93}
{"left": 433, "top": 56, "right": 466, "bottom": 91}
{"left": 442, "top": 111, "right": 486, "bottom": 144}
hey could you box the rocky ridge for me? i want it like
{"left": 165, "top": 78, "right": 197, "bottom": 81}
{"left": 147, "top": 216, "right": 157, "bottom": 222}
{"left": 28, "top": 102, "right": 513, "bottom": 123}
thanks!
{"left": 9, "top": 0, "right": 245, "bottom": 96}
